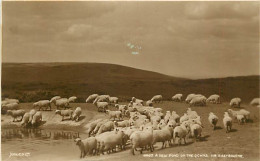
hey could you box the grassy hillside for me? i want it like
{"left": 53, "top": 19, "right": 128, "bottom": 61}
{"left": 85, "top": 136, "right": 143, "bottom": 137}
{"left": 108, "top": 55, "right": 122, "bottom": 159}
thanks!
{"left": 1, "top": 63, "right": 259, "bottom": 102}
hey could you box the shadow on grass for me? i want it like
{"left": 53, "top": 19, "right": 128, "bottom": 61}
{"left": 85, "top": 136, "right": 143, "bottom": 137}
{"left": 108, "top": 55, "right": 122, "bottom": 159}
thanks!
{"left": 230, "top": 129, "right": 237, "bottom": 132}
{"left": 199, "top": 135, "right": 210, "bottom": 142}
{"left": 214, "top": 126, "right": 223, "bottom": 130}
{"left": 78, "top": 115, "right": 86, "bottom": 121}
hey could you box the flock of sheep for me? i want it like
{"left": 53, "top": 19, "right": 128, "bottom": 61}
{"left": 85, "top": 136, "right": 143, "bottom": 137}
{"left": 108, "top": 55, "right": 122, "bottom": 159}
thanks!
{"left": 1, "top": 94, "right": 260, "bottom": 158}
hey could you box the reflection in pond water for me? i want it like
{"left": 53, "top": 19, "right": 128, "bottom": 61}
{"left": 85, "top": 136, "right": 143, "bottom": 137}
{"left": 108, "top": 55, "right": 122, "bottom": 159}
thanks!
{"left": 1, "top": 128, "right": 87, "bottom": 161}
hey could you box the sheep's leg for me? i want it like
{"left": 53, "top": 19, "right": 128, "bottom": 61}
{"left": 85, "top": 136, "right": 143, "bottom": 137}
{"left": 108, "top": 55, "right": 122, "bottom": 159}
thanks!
{"left": 184, "top": 138, "right": 186, "bottom": 144}
{"left": 161, "top": 142, "right": 164, "bottom": 149}
{"left": 62, "top": 116, "right": 64, "bottom": 121}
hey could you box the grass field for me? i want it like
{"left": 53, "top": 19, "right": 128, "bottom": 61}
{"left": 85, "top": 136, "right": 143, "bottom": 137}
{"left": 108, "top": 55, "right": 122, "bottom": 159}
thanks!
{"left": 1, "top": 101, "right": 259, "bottom": 161}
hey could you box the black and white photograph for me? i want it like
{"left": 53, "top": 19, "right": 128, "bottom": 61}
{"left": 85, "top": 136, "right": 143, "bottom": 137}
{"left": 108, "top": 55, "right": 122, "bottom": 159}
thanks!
{"left": 1, "top": 1, "right": 259, "bottom": 161}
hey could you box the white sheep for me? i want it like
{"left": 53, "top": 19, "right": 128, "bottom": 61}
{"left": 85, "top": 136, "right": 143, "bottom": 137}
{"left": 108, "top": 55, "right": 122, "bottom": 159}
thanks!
{"left": 33, "top": 100, "right": 51, "bottom": 111}
{"left": 185, "top": 94, "right": 196, "bottom": 103}
{"left": 75, "top": 137, "right": 97, "bottom": 158}
{"left": 96, "top": 121, "right": 114, "bottom": 135}
{"left": 2, "top": 103, "right": 19, "bottom": 111}
{"left": 72, "top": 107, "right": 82, "bottom": 122}
{"left": 21, "top": 112, "right": 30, "bottom": 127}
{"left": 236, "top": 115, "right": 245, "bottom": 124}
{"left": 86, "top": 94, "right": 99, "bottom": 103}
{"left": 2, "top": 98, "right": 19, "bottom": 106}
{"left": 50, "top": 96, "right": 61, "bottom": 103}
{"left": 190, "top": 96, "right": 206, "bottom": 106}
{"left": 114, "top": 120, "right": 130, "bottom": 127}
{"left": 31, "top": 111, "right": 42, "bottom": 127}
{"left": 172, "top": 94, "right": 183, "bottom": 102}
{"left": 55, "top": 98, "right": 70, "bottom": 109}
{"left": 151, "top": 95, "right": 163, "bottom": 103}
{"left": 164, "top": 111, "right": 171, "bottom": 124}
{"left": 84, "top": 119, "right": 103, "bottom": 137}
{"left": 153, "top": 123, "right": 174, "bottom": 148}
{"left": 250, "top": 98, "right": 260, "bottom": 106}
{"left": 7, "top": 110, "right": 26, "bottom": 122}
{"left": 94, "top": 102, "right": 109, "bottom": 112}
{"left": 55, "top": 109, "right": 73, "bottom": 121}
{"left": 96, "top": 129, "right": 126, "bottom": 154}
{"left": 28, "top": 109, "right": 37, "bottom": 124}
{"left": 228, "top": 109, "right": 250, "bottom": 121}
{"left": 206, "top": 94, "right": 220, "bottom": 104}
{"left": 115, "top": 104, "right": 127, "bottom": 115}
{"left": 180, "top": 113, "right": 189, "bottom": 123}
{"left": 223, "top": 112, "right": 232, "bottom": 133}
{"left": 230, "top": 98, "right": 242, "bottom": 108}
{"left": 68, "top": 96, "right": 77, "bottom": 103}
{"left": 106, "top": 110, "right": 122, "bottom": 121}
{"left": 131, "top": 97, "right": 144, "bottom": 105}
{"left": 145, "top": 100, "right": 153, "bottom": 106}
{"left": 130, "top": 126, "right": 154, "bottom": 155}
{"left": 189, "top": 123, "right": 203, "bottom": 141}
{"left": 208, "top": 112, "right": 218, "bottom": 130}
{"left": 171, "top": 111, "right": 180, "bottom": 123}
{"left": 173, "top": 121, "right": 190, "bottom": 145}
{"left": 93, "top": 95, "right": 110, "bottom": 104}
{"left": 109, "top": 97, "right": 119, "bottom": 104}
{"left": 92, "top": 119, "right": 109, "bottom": 134}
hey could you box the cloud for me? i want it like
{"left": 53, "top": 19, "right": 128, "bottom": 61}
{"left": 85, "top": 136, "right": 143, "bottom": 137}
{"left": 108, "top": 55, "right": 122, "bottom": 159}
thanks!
{"left": 185, "top": 2, "right": 258, "bottom": 20}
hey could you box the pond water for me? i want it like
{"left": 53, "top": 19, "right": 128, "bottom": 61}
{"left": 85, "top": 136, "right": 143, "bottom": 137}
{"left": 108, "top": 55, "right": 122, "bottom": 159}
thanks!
{"left": 1, "top": 128, "right": 88, "bottom": 161}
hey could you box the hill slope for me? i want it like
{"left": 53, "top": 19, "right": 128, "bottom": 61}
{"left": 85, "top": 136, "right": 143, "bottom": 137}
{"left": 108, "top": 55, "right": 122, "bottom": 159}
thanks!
{"left": 1, "top": 63, "right": 259, "bottom": 102}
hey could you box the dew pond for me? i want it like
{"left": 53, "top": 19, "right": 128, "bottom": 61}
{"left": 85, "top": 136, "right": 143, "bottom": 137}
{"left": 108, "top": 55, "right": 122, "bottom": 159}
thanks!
{"left": 1, "top": 128, "right": 88, "bottom": 161}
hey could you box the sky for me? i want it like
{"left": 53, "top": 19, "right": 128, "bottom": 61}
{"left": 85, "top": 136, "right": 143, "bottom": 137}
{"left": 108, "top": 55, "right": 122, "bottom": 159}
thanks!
{"left": 2, "top": 1, "right": 259, "bottom": 78}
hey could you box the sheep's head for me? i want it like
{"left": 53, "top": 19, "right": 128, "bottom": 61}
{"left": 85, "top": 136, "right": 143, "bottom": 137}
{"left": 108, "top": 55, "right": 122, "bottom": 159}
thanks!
{"left": 132, "top": 97, "right": 136, "bottom": 102}
{"left": 115, "top": 104, "right": 119, "bottom": 108}
{"left": 74, "top": 138, "right": 82, "bottom": 146}
{"left": 209, "top": 112, "right": 213, "bottom": 116}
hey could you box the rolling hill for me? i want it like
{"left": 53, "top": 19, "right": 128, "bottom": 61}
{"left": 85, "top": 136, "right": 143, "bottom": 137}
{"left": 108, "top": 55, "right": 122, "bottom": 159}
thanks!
{"left": 1, "top": 63, "right": 259, "bottom": 102}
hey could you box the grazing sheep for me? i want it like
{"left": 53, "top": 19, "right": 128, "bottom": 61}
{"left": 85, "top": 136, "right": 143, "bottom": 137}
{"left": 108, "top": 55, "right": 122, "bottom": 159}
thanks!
{"left": 151, "top": 95, "right": 163, "bottom": 103}
{"left": 164, "top": 111, "right": 172, "bottom": 124}
{"left": 85, "top": 119, "right": 103, "bottom": 137}
{"left": 21, "top": 113, "right": 30, "bottom": 127}
{"left": 230, "top": 98, "right": 242, "bottom": 108}
{"left": 68, "top": 96, "right": 77, "bottom": 103}
{"left": 86, "top": 94, "right": 99, "bottom": 103}
{"left": 190, "top": 96, "right": 206, "bottom": 107}
{"left": 33, "top": 100, "right": 51, "bottom": 111}
{"left": 75, "top": 137, "right": 97, "bottom": 158}
{"left": 223, "top": 112, "right": 232, "bottom": 133}
{"left": 31, "top": 111, "right": 42, "bottom": 127}
{"left": 130, "top": 126, "right": 154, "bottom": 155}
{"left": 7, "top": 110, "right": 26, "bottom": 122}
{"left": 96, "top": 121, "right": 115, "bottom": 135}
{"left": 208, "top": 112, "right": 218, "bottom": 130}
{"left": 109, "top": 97, "right": 119, "bottom": 104}
{"left": 228, "top": 109, "right": 250, "bottom": 121}
{"left": 185, "top": 94, "right": 196, "bottom": 103}
{"left": 250, "top": 98, "right": 260, "bottom": 106}
{"left": 236, "top": 115, "right": 245, "bottom": 124}
{"left": 28, "top": 109, "right": 37, "bottom": 124}
{"left": 50, "top": 96, "right": 61, "bottom": 103}
{"left": 93, "top": 95, "right": 110, "bottom": 104}
{"left": 55, "top": 109, "right": 73, "bottom": 121}
{"left": 55, "top": 98, "right": 70, "bottom": 109}
{"left": 72, "top": 107, "right": 82, "bottom": 122}
{"left": 172, "top": 94, "right": 183, "bottom": 102}
{"left": 106, "top": 110, "right": 122, "bottom": 121}
{"left": 94, "top": 102, "right": 109, "bottom": 112}
{"left": 2, "top": 103, "right": 19, "bottom": 112}
{"left": 173, "top": 121, "right": 190, "bottom": 145}
{"left": 92, "top": 119, "right": 109, "bottom": 134}
{"left": 145, "top": 100, "right": 153, "bottom": 107}
{"left": 206, "top": 94, "right": 220, "bottom": 104}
